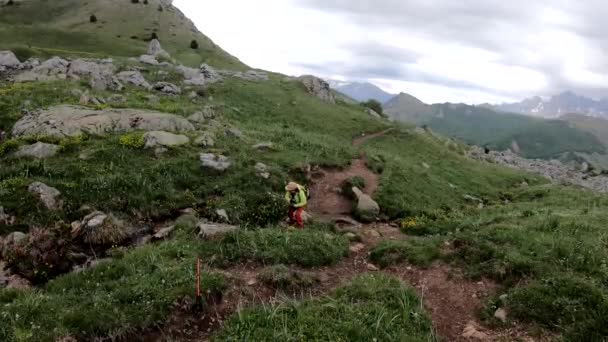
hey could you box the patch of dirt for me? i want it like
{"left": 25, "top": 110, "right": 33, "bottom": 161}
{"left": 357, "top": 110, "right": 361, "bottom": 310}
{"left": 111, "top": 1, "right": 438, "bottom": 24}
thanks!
{"left": 352, "top": 128, "right": 394, "bottom": 148}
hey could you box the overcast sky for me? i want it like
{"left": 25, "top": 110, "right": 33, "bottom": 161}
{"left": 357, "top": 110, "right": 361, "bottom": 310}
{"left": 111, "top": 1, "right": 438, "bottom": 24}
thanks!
{"left": 174, "top": 0, "right": 608, "bottom": 104}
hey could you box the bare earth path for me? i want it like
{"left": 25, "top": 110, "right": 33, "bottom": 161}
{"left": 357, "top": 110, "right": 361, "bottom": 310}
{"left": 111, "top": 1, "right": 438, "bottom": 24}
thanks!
{"left": 137, "top": 129, "right": 549, "bottom": 341}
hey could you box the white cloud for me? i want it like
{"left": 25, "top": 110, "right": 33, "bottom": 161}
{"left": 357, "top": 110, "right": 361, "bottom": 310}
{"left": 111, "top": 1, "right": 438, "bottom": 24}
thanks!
{"left": 174, "top": 0, "right": 608, "bottom": 104}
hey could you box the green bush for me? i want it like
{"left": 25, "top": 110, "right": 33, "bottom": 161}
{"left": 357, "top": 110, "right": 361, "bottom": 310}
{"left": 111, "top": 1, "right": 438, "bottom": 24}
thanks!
{"left": 0, "top": 138, "right": 19, "bottom": 157}
{"left": 258, "top": 264, "right": 316, "bottom": 290}
{"left": 361, "top": 99, "right": 384, "bottom": 115}
{"left": 370, "top": 239, "right": 441, "bottom": 268}
{"left": 215, "top": 274, "right": 435, "bottom": 341}
{"left": 119, "top": 132, "right": 145, "bottom": 149}
{"left": 341, "top": 175, "right": 366, "bottom": 199}
{"left": 508, "top": 276, "right": 608, "bottom": 340}
{"left": 190, "top": 39, "right": 199, "bottom": 49}
{"left": 201, "top": 229, "right": 348, "bottom": 268}
{"left": 239, "top": 192, "right": 287, "bottom": 227}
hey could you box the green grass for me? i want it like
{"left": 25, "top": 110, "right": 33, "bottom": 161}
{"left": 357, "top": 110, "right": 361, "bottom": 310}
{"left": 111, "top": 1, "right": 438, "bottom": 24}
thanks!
{"left": 361, "top": 128, "right": 542, "bottom": 219}
{"left": 215, "top": 274, "right": 437, "bottom": 341}
{"left": 369, "top": 238, "right": 441, "bottom": 268}
{"left": 201, "top": 228, "right": 349, "bottom": 268}
{"left": 257, "top": 264, "right": 317, "bottom": 291}
{"left": 0, "top": 236, "right": 226, "bottom": 341}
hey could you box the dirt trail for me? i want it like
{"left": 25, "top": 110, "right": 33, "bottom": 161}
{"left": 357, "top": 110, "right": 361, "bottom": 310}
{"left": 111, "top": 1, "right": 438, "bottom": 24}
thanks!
{"left": 137, "top": 128, "right": 547, "bottom": 341}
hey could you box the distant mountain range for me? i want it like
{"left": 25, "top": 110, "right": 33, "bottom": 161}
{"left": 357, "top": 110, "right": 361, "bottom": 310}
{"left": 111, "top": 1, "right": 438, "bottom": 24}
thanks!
{"left": 327, "top": 80, "right": 395, "bottom": 103}
{"left": 488, "top": 91, "right": 608, "bottom": 118}
{"left": 384, "top": 93, "right": 606, "bottom": 160}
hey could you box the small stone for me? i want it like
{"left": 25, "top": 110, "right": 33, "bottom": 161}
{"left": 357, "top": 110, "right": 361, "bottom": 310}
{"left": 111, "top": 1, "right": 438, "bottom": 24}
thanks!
{"left": 366, "top": 230, "right": 381, "bottom": 238}
{"left": 216, "top": 209, "right": 230, "bottom": 223}
{"left": 366, "top": 263, "right": 379, "bottom": 271}
{"left": 200, "top": 153, "right": 232, "bottom": 172}
{"left": 247, "top": 279, "right": 257, "bottom": 286}
{"left": 194, "top": 132, "right": 215, "bottom": 148}
{"left": 494, "top": 308, "right": 508, "bottom": 323}
{"left": 28, "top": 182, "right": 62, "bottom": 210}
{"left": 226, "top": 127, "right": 244, "bottom": 139}
{"left": 349, "top": 243, "right": 365, "bottom": 253}
{"left": 79, "top": 92, "right": 90, "bottom": 105}
{"left": 477, "top": 202, "right": 484, "bottom": 209}
{"left": 499, "top": 294, "right": 508, "bottom": 304}
{"left": 252, "top": 142, "right": 274, "bottom": 151}
{"left": 422, "top": 162, "right": 430, "bottom": 169}
{"left": 153, "top": 225, "right": 175, "bottom": 240}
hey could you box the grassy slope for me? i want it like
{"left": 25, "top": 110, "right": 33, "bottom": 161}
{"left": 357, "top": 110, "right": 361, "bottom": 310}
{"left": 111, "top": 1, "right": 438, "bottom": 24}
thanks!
{"left": 0, "top": 0, "right": 243, "bottom": 68}
{"left": 385, "top": 95, "right": 606, "bottom": 159}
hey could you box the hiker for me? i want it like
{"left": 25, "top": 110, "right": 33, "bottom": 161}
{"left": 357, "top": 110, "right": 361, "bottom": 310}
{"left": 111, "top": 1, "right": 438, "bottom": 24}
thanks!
{"left": 285, "top": 181, "right": 308, "bottom": 228}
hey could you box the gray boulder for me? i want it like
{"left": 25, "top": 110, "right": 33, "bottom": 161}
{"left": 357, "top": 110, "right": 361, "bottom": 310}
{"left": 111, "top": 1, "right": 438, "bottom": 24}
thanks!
{"left": 194, "top": 132, "right": 215, "bottom": 147}
{"left": 153, "top": 82, "right": 181, "bottom": 95}
{"left": 67, "top": 59, "right": 115, "bottom": 78}
{"left": 116, "top": 71, "right": 151, "bottom": 89}
{"left": 14, "top": 142, "right": 60, "bottom": 159}
{"left": 187, "top": 106, "right": 216, "bottom": 124}
{"left": 148, "top": 39, "right": 170, "bottom": 59}
{"left": 177, "top": 63, "right": 222, "bottom": 86}
{"left": 143, "top": 131, "right": 190, "bottom": 148}
{"left": 215, "top": 209, "right": 230, "bottom": 222}
{"left": 200, "top": 153, "right": 231, "bottom": 171}
{"left": 255, "top": 162, "right": 270, "bottom": 179}
{"left": 198, "top": 223, "right": 238, "bottom": 239}
{"left": 0, "top": 51, "right": 21, "bottom": 68}
{"left": 15, "top": 57, "right": 69, "bottom": 82}
{"left": 28, "top": 182, "right": 62, "bottom": 210}
{"left": 12, "top": 105, "right": 195, "bottom": 138}
{"left": 298, "top": 75, "right": 336, "bottom": 104}
{"left": 352, "top": 187, "right": 379, "bottom": 223}
{"left": 226, "top": 127, "right": 244, "bottom": 139}
{"left": 2, "top": 232, "right": 27, "bottom": 257}
{"left": 200, "top": 64, "right": 222, "bottom": 82}
{"left": 139, "top": 55, "right": 158, "bottom": 65}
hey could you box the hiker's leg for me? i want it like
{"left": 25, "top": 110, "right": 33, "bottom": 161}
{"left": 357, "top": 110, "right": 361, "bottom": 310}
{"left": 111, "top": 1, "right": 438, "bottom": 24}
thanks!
{"left": 295, "top": 207, "right": 304, "bottom": 228}
{"left": 288, "top": 207, "right": 295, "bottom": 224}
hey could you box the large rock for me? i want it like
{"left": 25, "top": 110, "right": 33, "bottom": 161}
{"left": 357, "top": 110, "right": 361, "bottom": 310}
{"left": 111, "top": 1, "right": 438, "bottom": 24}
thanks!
{"left": 153, "top": 82, "right": 181, "bottom": 95}
{"left": 28, "top": 182, "right": 62, "bottom": 210}
{"left": 177, "top": 63, "right": 222, "bottom": 86}
{"left": 1, "top": 232, "right": 26, "bottom": 257}
{"left": 12, "top": 105, "right": 195, "bottom": 138}
{"left": 298, "top": 75, "right": 336, "bottom": 103}
{"left": 139, "top": 54, "right": 159, "bottom": 65}
{"left": 116, "top": 70, "right": 151, "bottom": 89}
{"left": 198, "top": 223, "right": 238, "bottom": 239}
{"left": 14, "top": 142, "right": 60, "bottom": 159}
{"left": 148, "top": 39, "right": 170, "bottom": 59}
{"left": 352, "top": 187, "right": 379, "bottom": 223}
{"left": 0, "top": 51, "right": 21, "bottom": 68}
{"left": 15, "top": 57, "right": 69, "bottom": 82}
{"left": 67, "top": 59, "right": 115, "bottom": 78}
{"left": 200, "top": 153, "right": 231, "bottom": 171}
{"left": 144, "top": 131, "right": 190, "bottom": 148}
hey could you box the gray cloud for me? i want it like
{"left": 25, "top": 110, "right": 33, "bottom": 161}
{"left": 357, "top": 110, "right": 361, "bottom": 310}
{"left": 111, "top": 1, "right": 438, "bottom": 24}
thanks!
{"left": 293, "top": 0, "right": 608, "bottom": 100}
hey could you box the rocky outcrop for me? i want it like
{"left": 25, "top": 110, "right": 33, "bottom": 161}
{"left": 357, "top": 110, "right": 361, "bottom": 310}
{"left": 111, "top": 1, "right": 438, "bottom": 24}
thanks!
{"left": 187, "top": 106, "right": 216, "bottom": 124}
{"left": 0, "top": 51, "right": 21, "bottom": 69}
{"left": 298, "top": 75, "right": 336, "bottom": 104}
{"left": 14, "top": 142, "right": 60, "bottom": 159}
{"left": 116, "top": 70, "right": 151, "bottom": 89}
{"left": 219, "top": 69, "right": 269, "bottom": 82}
{"left": 148, "top": 39, "right": 170, "bottom": 59}
{"left": 143, "top": 131, "right": 190, "bottom": 148}
{"left": 15, "top": 57, "right": 69, "bottom": 82}
{"left": 139, "top": 55, "right": 158, "bottom": 65}
{"left": 194, "top": 132, "right": 215, "bottom": 147}
{"left": 469, "top": 147, "right": 608, "bottom": 193}
{"left": 177, "top": 63, "right": 222, "bottom": 86}
{"left": 28, "top": 182, "right": 62, "bottom": 210}
{"left": 153, "top": 82, "right": 181, "bottom": 95}
{"left": 352, "top": 187, "right": 379, "bottom": 223}
{"left": 198, "top": 223, "right": 238, "bottom": 239}
{"left": 200, "top": 153, "right": 231, "bottom": 171}
{"left": 12, "top": 105, "right": 195, "bottom": 138}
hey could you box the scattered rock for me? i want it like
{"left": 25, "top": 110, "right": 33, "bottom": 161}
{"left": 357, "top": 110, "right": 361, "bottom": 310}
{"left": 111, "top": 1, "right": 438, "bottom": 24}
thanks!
{"left": 178, "top": 63, "right": 222, "bottom": 86}
{"left": 221, "top": 69, "right": 269, "bottom": 82}
{"left": 116, "top": 70, "right": 151, "bottom": 89}
{"left": 255, "top": 162, "right": 270, "bottom": 179}
{"left": 199, "top": 63, "right": 222, "bottom": 83}
{"left": 12, "top": 105, "right": 195, "bottom": 138}
{"left": 153, "top": 225, "right": 175, "bottom": 240}
{"left": 143, "top": 131, "right": 190, "bottom": 148}
{"left": 200, "top": 153, "right": 232, "bottom": 171}
{"left": 198, "top": 223, "right": 238, "bottom": 239}
{"left": 139, "top": 54, "right": 159, "bottom": 65}
{"left": 216, "top": 209, "right": 230, "bottom": 223}
{"left": 194, "top": 132, "right": 215, "bottom": 147}
{"left": 298, "top": 75, "right": 336, "bottom": 103}
{"left": 2, "top": 232, "right": 26, "bottom": 257}
{"left": 366, "top": 263, "right": 379, "bottom": 271}
{"left": 462, "top": 322, "right": 489, "bottom": 340}
{"left": 252, "top": 142, "right": 274, "bottom": 151}
{"left": 153, "top": 81, "right": 181, "bottom": 95}
{"left": 15, "top": 57, "right": 69, "bottom": 82}
{"left": 14, "top": 142, "right": 60, "bottom": 159}
{"left": 0, "top": 51, "right": 21, "bottom": 69}
{"left": 352, "top": 187, "right": 380, "bottom": 223}
{"left": 494, "top": 308, "right": 508, "bottom": 323}
{"left": 187, "top": 106, "right": 216, "bottom": 123}
{"left": 349, "top": 243, "right": 365, "bottom": 253}
{"left": 226, "top": 127, "right": 244, "bottom": 139}
{"left": 28, "top": 182, "right": 62, "bottom": 210}
{"left": 67, "top": 59, "right": 115, "bottom": 78}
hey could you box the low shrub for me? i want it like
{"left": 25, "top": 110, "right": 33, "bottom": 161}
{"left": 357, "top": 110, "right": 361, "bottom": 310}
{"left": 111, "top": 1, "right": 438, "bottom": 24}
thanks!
{"left": 258, "top": 264, "right": 316, "bottom": 291}
{"left": 119, "top": 132, "right": 145, "bottom": 149}
{"left": 239, "top": 192, "right": 287, "bottom": 227}
{"left": 0, "top": 138, "right": 19, "bottom": 157}
{"left": 370, "top": 239, "right": 441, "bottom": 268}
{"left": 215, "top": 274, "right": 435, "bottom": 341}
{"left": 201, "top": 229, "right": 348, "bottom": 268}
